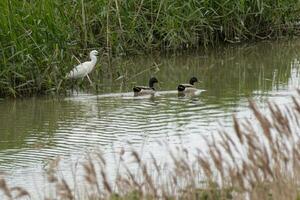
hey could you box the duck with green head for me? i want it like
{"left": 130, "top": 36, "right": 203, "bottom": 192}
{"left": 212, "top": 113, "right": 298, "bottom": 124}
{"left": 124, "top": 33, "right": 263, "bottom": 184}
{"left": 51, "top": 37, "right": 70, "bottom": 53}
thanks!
{"left": 133, "top": 77, "right": 158, "bottom": 96}
{"left": 177, "top": 77, "right": 198, "bottom": 94}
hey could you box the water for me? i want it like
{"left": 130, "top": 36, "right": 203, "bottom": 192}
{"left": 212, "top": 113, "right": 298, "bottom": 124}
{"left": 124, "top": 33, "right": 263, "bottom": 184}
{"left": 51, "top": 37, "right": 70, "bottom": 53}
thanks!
{"left": 0, "top": 39, "right": 300, "bottom": 197}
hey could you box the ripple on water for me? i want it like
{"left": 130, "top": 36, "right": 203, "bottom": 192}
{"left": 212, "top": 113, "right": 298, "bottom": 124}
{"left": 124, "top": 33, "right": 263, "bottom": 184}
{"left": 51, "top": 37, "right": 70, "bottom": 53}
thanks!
{"left": 0, "top": 87, "right": 286, "bottom": 172}
{"left": 1, "top": 45, "right": 300, "bottom": 198}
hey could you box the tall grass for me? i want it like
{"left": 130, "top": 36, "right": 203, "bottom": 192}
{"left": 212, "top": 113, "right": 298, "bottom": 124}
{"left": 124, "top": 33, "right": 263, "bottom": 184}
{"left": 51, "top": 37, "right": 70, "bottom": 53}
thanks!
{"left": 0, "top": 91, "right": 300, "bottom": 199}
{"left": 0, "top": 0, "right": 300, "bottom": 97}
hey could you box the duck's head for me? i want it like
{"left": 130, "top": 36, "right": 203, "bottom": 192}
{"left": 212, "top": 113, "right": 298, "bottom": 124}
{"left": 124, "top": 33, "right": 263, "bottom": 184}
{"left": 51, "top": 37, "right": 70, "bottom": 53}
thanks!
{"left": 90, "top": 50, "right": 99, "bottom": 57}
{"left": 149, "top": 77, "right": 158, "bottom": 88}
{"left": 189, "top": 77, "right": 198, "bottom": 85}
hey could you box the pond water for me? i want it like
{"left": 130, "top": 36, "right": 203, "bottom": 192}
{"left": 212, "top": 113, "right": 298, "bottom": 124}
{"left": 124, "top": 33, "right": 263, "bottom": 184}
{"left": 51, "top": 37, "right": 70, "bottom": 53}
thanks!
{"left": 0, "top": 39, "right": 300, "bottom": 197}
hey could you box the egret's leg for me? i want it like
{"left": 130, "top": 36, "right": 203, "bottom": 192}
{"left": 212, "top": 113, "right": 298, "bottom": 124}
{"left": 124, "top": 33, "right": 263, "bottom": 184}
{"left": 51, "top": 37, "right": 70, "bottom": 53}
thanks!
{"left": 86, "top": 74, "right": 93, "bottom": 85}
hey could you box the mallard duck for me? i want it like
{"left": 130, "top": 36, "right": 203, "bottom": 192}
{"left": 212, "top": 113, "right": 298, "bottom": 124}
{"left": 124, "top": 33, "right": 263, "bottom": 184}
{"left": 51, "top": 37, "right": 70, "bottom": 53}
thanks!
{"left": 177, "top": 77, "right": 198, "bottom": 93}
{"left": 133, "top": 77, "right": 158, "bottom": 96}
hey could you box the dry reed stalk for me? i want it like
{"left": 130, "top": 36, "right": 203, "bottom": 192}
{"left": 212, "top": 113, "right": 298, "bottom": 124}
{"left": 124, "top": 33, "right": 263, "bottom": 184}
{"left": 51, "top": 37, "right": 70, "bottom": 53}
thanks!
{"left": 83, "top": 159, "right": 101, "bottom": 195}
{"left": 2, "top": 92, "right": 300, "bottom": 200}
{"left": 47, "top": 157, "right": 60, "bottom": 183}
{"left": 249, "top": 100, "right": 272, "bottom": 143}
{"left": 56, "top": 179, "right": 73, "bottom": 200}
{"left": 197, "top": 156, "right": 213, "bottom": 179}
{"left": 10, "top": 187, "right": 30, "bottom": 199}
{"left": 123, "top": 164, "right": 140, "bottom": 190}
{"left": 0, "top": 178, "right": 12, "bottom": 199}
{"left": 142, "top": 164, "right": 157, "bottom": 198}
{"left": 114, "top": 0, "right": 123, "bottom": 31}
{"left": 81, "top": 0, "right": 87, "bottom": 48}
{"left": 100, "top": 170, "right": 112, "bottom": 194}
{"left": 233, "top": 115, "right": 244, "bottom": 144}
{"left": 96, "top": 151, "right": 107, "bottom": 167}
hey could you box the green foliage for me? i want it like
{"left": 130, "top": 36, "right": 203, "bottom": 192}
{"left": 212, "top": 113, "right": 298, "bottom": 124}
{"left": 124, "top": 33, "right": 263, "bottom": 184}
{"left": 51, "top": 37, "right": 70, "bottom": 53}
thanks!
{"left": 0, "top": 0, "right": 299, "bottom": 97}
{"left": 110, "top": 191, "right": 143, "bottom": 200}
{"left": 193, "top": 182, "right": 233, "bottom": 200}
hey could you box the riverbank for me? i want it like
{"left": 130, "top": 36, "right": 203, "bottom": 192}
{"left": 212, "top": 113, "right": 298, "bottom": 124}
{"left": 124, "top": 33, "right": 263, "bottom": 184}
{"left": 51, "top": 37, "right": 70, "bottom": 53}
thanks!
{"left": 1, "top": 0, "right": 300, "bottom": 97}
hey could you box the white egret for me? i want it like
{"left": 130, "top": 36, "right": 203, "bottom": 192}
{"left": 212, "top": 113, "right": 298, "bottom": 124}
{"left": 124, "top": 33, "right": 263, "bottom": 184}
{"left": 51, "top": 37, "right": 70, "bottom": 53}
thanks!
{"left": 66, "top": 50, "right": 99, "bottom": 84}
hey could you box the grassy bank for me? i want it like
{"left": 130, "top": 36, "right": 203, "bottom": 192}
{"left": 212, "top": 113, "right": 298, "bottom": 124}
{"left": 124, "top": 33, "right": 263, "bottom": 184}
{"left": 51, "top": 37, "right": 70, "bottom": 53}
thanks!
{"left": 0, "top": 92, "right": 300, "bottom": 199}
{"left": 1, "top": 0, "right": 300, "bottom": 97}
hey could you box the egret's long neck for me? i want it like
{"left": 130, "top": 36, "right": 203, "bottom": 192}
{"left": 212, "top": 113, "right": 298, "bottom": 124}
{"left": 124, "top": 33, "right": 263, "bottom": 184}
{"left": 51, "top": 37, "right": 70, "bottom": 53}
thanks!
{"left": 90, "top": 54, "right": 97, "bottom": 66}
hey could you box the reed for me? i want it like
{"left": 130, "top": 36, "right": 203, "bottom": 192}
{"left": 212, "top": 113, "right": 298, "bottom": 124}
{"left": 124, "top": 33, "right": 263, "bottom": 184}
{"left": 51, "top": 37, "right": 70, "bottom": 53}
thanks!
{"left": 0, "top": 0, "right": 300, "bottom": 97}
{"left": 1, "top": 91, "right": 300, "bottom": 199}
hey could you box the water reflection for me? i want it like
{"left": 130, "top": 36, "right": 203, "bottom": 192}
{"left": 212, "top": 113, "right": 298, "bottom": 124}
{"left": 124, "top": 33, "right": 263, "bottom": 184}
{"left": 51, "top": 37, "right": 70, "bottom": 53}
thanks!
{"left": 0, "top": 40, "right": 299, "bottom": 192}
{"left": 102, "top": 40, "right": 299, "bottom": 100}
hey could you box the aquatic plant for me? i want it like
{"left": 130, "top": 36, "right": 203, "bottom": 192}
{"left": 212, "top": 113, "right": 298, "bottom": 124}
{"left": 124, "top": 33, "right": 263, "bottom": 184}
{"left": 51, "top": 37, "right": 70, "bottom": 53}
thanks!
{"left": 1, "top": 91, "right": 300, "bottom": 199}
{"left": 0, "top": 0, "right": 300, "bottom": 97}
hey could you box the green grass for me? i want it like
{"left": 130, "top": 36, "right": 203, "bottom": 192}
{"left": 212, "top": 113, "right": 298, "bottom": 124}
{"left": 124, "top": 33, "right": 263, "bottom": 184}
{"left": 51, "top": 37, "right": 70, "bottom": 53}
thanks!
{"left": 0, "top": 0, "right": 300, "bottom": 97}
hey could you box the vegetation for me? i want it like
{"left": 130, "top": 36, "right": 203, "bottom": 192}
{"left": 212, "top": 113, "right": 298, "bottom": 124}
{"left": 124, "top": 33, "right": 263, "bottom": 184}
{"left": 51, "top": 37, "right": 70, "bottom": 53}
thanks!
{"left": 0, "top": 91, "right": 300, "bottom": 199}
{"left": 1, "top": 0, "right": 300, "bottom": 97}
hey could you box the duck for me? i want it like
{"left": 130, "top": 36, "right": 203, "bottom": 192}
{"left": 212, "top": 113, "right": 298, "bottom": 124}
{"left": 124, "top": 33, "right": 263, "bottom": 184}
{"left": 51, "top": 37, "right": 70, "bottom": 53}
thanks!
{"left": 177, "top": 77, "right": 198, "bottom": 94}
{"left": 66, "top": 50, "right": 99, "bottom": 84}
{"left": 133, "top": 77, "right": 158, "bottom": 96}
